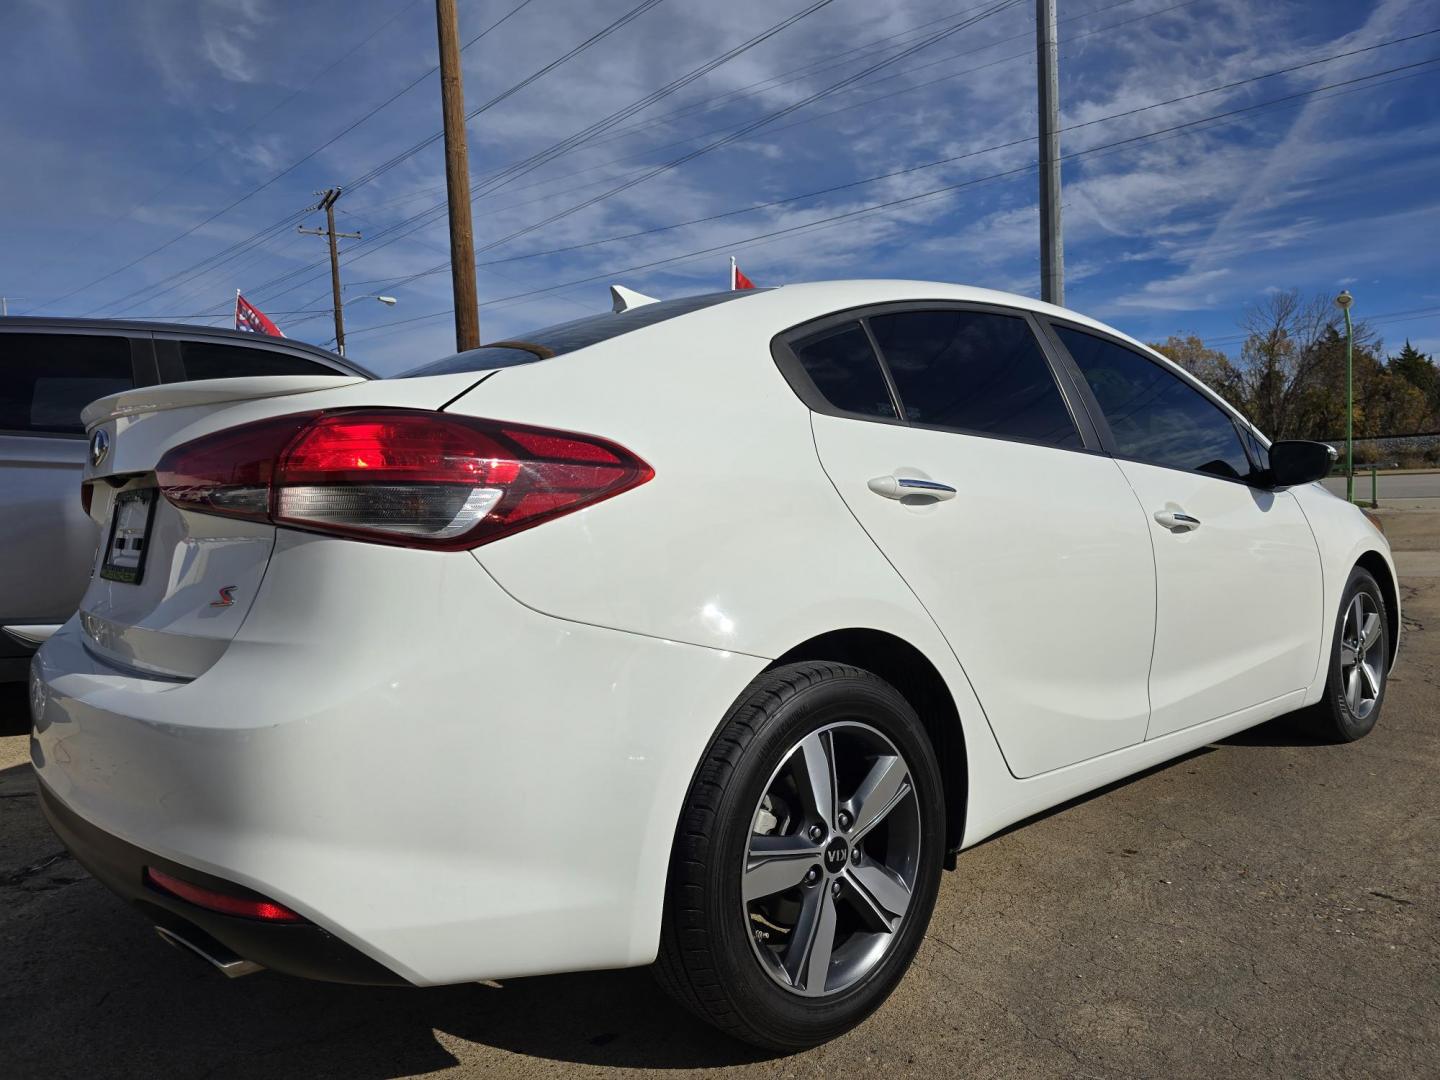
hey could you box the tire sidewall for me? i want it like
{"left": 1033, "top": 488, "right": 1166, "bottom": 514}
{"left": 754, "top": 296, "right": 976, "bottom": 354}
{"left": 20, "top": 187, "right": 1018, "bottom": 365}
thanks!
{"left": 1325, "top": 568, "right": 1389, "bottom": 741}
{"left": 700, "top": 668, "right": 946, "bottom": 1046}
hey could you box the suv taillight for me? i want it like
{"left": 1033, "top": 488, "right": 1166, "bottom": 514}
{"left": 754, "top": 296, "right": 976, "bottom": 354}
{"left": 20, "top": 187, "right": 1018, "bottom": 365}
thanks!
{"left": 156, "top": 409, "right": 653, "bottom": 549}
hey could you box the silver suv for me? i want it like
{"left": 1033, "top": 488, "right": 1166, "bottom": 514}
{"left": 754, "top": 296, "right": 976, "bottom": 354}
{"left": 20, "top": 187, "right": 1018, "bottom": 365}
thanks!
{"left": 0, "top": 318, "right": 369, "bottom": 680}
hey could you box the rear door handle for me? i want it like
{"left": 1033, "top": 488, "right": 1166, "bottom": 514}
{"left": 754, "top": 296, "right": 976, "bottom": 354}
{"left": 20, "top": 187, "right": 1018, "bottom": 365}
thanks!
{"left": 1154, "top": 509, "right": 1201, "bottom": 531}
{"left": 868, "top": 476, "right": 958, "bottom": 501}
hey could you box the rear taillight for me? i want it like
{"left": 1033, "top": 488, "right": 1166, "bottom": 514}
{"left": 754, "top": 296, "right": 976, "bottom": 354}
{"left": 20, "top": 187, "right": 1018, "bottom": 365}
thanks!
{"left": 156, "top": 409, "right": 653, "bottom": 549}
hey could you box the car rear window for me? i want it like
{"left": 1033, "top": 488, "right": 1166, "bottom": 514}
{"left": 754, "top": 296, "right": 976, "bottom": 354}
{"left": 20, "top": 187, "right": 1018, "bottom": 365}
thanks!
{"left": 0, "top": 333, "right": 134, "bottom": 435}
{"left": 789, "top": 321, "right": 899, "bottom": 420}
{"left": 396, "top": 291, "right": 758, "bottom": 378}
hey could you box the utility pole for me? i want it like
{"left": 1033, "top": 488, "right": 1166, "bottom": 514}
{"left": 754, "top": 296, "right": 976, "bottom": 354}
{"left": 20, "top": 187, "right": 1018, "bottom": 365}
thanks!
{"left": 0, "top": 296, "right": 22, "bottom": 316}
{"left": 436, "top": 0, "right": 480, "bottom": 351}
{"left": 298, "top": 188, "right": 361, "bottom": 356}
{"left": 1036, "top": 0, "right": 1064, "bottom": 306}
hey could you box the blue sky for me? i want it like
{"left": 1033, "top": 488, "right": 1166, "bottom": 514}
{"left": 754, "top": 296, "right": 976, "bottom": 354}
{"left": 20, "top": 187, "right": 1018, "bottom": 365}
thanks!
{"left": 3, "top": 0, "right": 1437, "bottom": 374}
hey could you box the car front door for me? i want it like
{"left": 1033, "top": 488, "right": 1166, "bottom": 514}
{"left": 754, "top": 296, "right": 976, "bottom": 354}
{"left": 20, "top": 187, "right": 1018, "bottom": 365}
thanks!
{"left": 777, "top": 305, "right": 1157, "bottom": 779}
{"left": 1047, "top": 324, "right": 1323, "bottom": 740}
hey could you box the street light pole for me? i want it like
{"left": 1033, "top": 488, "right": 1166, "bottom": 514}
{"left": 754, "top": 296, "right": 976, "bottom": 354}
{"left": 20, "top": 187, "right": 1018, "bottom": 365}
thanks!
{"left": 1336, "top": 290, "right": 1354, "bottom": 503}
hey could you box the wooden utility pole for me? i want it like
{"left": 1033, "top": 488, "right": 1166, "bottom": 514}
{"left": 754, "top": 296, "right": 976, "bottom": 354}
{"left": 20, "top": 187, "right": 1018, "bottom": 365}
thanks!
{"left": 435, "top": 0, "right": 480, "bottom": 350}
{"left": 298, "top": 188, "right": 361, "bottom": 356}
{"left": 1036, "top": 0, "right": 1064, "bottom": 306}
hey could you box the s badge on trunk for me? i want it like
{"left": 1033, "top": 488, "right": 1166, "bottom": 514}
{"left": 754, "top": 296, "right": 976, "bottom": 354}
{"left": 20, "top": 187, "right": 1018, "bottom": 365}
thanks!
{"left": 89, "top": 429, "right": 109, "bottom": 468}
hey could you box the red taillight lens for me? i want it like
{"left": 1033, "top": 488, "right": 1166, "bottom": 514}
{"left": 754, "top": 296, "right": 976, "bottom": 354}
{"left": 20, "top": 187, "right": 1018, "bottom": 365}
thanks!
{"left": 143, "top": 866, "right": 304, "bottom": 923}
{"left": 156, "top": 409, "right": 652, "bottom": 549}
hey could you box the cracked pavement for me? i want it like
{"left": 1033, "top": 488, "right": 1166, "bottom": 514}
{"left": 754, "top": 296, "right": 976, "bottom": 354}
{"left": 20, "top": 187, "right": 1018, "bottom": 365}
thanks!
{"left": 1, "top": 506, "right": 1436, "bottom": 1078}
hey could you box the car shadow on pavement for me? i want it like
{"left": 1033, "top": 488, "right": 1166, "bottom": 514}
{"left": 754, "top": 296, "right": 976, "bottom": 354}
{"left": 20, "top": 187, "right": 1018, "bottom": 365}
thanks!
{"left": 0, "top": 683, "right": 30, "bottom": 736}
{"left": 0, "top": 762, "right": 773, "bottom": 1076}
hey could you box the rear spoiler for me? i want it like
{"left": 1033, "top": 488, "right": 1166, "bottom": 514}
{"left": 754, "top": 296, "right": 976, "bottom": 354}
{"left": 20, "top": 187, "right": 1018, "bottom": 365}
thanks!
{"left": 81, "top": 375, "right": 365, "bottom": 430}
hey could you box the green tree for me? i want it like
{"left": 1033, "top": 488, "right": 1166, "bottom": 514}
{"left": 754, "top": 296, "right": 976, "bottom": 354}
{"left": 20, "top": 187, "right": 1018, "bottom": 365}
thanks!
{"left": 1388, "top": 340, "right": 1439, "bottom": 422}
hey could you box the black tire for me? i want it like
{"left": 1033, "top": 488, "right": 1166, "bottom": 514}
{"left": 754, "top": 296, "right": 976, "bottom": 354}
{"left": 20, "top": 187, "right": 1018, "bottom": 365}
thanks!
{"left": 1298, "top": 566, "right": 1390, "bottom": 742}
{"left": 654, "top": 661, "right": 946, "bottom": 1051}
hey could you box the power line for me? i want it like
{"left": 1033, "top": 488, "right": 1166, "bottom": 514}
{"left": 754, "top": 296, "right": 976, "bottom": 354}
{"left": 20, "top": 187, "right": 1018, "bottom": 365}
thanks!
{"left": 346, "top": 58, "right": 1439, "bottom": 341}
{"left": 255, "top": 0, "right": 1247, "bottom": 308}
{"left": 468, "top": 0, "right": 1027, "bottom": 259}
{"left": 221, "top": 0, "right": 848, "bottom": 310}
{"left": 247, "top": 0, "right": 1021, "bottom": 310}
{"left": 35, "top": 0, "right": 541, "bottom": 316}
{"left": 364, "top": 33, "right": 1440, "bottom": 296}
{"left": 104, "top": 0, "right": 670, "bottom": 321}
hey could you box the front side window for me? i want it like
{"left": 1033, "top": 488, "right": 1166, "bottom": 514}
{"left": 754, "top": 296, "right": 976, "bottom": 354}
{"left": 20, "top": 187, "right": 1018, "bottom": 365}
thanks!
{"left": 180, "top": 342, "right": 335, "bottom": 381}
{"left": 789, "top": 321, "right": 898, "bottom": 420}
{"left": 0, "top": 333, "right": 134, "bottom": 435}
{"left": 868, "top": 309, "right": 1081, "bottom": 448}
{"left": 1055, "top": 326, "right": 1253, "bottom": 480}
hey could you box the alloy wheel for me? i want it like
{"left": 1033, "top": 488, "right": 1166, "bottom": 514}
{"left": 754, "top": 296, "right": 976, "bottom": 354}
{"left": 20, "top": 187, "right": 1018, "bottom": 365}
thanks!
{"left": 742, "top": 721, "right": 921, "bottom": 997}
{"left": 1340, "top": 592, "right": 1384, "bottom": 720}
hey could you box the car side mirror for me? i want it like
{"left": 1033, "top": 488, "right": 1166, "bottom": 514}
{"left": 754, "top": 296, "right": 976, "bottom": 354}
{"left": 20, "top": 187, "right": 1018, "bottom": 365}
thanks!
{"left": 1266, "top": 440, "right": 1336, "bottom": 488}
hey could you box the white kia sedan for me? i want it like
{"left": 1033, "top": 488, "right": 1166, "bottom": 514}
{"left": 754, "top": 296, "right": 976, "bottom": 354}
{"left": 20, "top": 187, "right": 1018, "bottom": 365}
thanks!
{"left": 29, "top": 281, "right": 1397, "bottom": 1049}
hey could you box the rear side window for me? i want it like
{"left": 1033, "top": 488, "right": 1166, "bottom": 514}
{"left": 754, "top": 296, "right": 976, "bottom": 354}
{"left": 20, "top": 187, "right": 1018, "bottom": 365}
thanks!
{"left": 180, "top": 341, "right": 336, "bottom": 381}
{"left": 1055, "top": 326, "right": 1254, "bottom": 481}
{"left": 790, "top": 322, "right": 898, "bottom": 420}
{"left": 868, "top": 310, "right": 1081, "bottom": 448}
{"left": 0, "top": 333, "right": 134, "bottom": 435}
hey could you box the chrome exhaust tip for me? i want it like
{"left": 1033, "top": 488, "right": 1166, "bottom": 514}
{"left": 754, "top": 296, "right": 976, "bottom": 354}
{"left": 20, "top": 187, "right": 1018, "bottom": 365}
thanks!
{"left": 154, "top": 924, "right": 265, "bottom": 978}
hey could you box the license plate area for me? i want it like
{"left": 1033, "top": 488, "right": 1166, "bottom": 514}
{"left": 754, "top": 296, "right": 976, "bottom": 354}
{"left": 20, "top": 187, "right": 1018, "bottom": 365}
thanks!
{"left": 101, "top": 488, "right": 158, "bottom": 584}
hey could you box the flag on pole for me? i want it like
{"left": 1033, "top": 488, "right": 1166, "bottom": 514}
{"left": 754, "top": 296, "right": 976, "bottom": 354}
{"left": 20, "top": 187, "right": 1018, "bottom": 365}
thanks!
{"left": 729, "top": 256, "right": 756, "bottom": 291}
{"left": 235, "top": 290, "right": 285, "bottom": 337}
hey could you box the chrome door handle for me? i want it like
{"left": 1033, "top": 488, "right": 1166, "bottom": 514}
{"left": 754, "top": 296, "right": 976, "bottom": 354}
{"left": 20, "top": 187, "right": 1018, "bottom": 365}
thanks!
{"left": 868, "top": 476, "right": 958, "bottom": 501}
{"left": 1154, "top": 509, "right": 1201, "bottom": 531}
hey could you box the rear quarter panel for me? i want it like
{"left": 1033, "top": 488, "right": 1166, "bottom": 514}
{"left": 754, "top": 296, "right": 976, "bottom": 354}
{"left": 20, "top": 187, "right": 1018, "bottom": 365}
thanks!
{"left": 442, "top": 292, "right": 949, "bottom": 663}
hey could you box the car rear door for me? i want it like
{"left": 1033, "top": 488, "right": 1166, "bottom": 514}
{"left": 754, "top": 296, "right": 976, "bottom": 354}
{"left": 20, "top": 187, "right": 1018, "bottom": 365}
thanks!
{"left": 779, "top": 303, "right": 1157, "bottom": 779}
{"left": 1044, "top": 322, "right": 1323, "bottom": 739}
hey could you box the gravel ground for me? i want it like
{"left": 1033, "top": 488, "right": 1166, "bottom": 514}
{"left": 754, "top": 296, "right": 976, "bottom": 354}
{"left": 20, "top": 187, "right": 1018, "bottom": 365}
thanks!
{"left": 1, "top": 507, "right": 1436, "bottom": 1079}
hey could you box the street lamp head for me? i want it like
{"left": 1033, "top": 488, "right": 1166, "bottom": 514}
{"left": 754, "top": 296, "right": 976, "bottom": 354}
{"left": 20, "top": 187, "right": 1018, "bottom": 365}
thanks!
{"left": 376, "top": 296, "right": 398, "bottom": 306}
{"left": 1335, "top": 289, "right": 1353, "bottom": 310}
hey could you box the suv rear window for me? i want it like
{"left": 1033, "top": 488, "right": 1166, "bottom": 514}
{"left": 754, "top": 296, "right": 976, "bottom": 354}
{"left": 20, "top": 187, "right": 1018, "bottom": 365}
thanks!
{"left": 397, "top": 291, "right": 757, "bottom": 378}
{"left": 180, "top": 341, "right": 338, "bottom": 380}
{"left": 0, "top": 333, "right": 134, "bottom": 435}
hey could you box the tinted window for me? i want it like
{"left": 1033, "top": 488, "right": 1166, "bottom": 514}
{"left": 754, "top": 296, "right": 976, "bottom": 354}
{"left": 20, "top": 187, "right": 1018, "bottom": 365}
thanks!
{"left": 868, "top": 310, "right": 1080, "bottom": 448}
{"left": 791, "top": 322, "right": 897, "bottom": 420}
{"left": 400, "top": 290, "right": 758, "bottom": 378}
{"left": 181, "top": 342, "right": 334, "bottom": 380}
{"left": 0, "top": 333, "right": 133, "bottom": 434}
{"left": 1056, "top": 326, "right": 1253, "bottom": 480}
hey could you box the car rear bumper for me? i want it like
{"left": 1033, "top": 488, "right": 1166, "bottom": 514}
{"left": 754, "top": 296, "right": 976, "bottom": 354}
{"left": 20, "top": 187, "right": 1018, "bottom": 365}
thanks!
{"left": 29, "top": 533, "right": 766, "bottom": 985}
{"left": 37, "top": 778, "right": 405, "bottom": 984}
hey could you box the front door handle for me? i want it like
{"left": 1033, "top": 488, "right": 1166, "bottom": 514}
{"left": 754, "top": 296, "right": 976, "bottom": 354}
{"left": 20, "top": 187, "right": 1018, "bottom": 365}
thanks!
{"left": 1154, "top": 509, "right": 1201, "bottom": 531}
{"left": 868, "top": 476, "right": 958, "bottom": 501}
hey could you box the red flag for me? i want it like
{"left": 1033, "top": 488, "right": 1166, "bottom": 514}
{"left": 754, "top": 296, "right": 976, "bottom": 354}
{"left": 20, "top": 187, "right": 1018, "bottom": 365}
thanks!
{"left": 730, "top": 257, "right": 756, "bottom": 291}
{"left": 235, "top": 290, "right": 285, "bottom": 337}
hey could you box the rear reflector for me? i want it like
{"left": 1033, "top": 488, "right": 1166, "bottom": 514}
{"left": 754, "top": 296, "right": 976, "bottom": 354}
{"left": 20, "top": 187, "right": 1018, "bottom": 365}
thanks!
{"left": 143, "top": 866, "right": 304, "bottom": 923}
{"left": 156, "top": 408, "right": 653, "bottom": 549}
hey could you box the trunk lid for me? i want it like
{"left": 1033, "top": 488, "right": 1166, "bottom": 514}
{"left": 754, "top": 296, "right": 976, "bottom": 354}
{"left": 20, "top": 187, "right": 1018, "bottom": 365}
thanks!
{"left": 75, "top": 372, "right": 482, "bottom": 679}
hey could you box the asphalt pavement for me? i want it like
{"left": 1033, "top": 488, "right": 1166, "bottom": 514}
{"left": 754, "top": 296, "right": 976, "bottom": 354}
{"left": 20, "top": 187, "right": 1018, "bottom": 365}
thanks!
{"left": 1, "top": 509, "right": 1437, "bottom": 1079}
